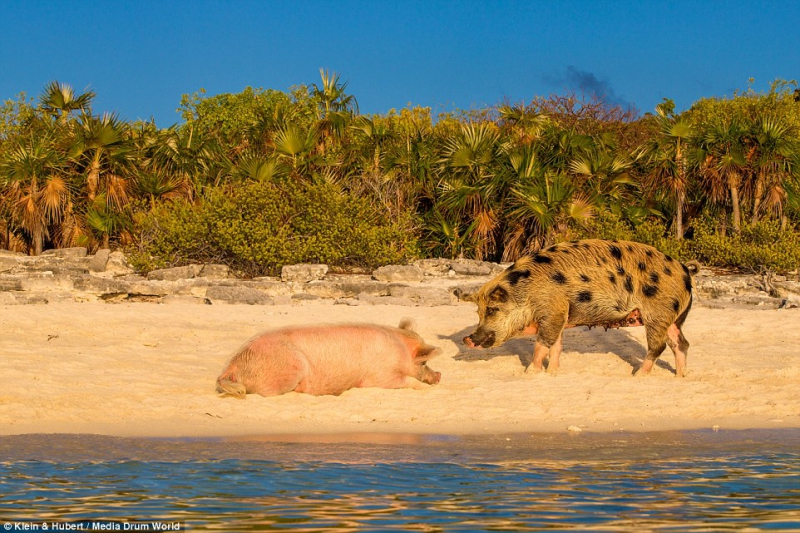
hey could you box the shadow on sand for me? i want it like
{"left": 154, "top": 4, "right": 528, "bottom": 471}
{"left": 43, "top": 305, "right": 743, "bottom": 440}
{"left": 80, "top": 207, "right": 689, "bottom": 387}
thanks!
{"left": 442, "top": 325, "right": 676, "bottom": 375}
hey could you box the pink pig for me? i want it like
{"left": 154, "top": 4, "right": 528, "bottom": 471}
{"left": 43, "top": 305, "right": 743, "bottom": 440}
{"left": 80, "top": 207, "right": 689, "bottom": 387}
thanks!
{"left": 216, "top": 319, "right": 441, "bottom": 398}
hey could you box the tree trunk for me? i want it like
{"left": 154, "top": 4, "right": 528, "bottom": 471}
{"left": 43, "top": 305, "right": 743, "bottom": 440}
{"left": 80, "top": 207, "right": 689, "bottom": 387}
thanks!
{"left": 675, "top": 190, "right": 684, "bottom": 240}
{"left": 33, "top": 228, "right": 44, "bottom": 256}
{"left": 730, "top": 184, "right": 741, "bottom": 233}
{"left": 752, "top": 173, "right": 764, "bottom": 224}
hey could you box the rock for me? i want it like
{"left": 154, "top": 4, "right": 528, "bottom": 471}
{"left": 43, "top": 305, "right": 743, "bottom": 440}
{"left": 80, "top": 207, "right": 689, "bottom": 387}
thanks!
{"left": 41, "top": 247, "right": 87, "bottom": 259}
{"left": 0, "top": 256, "right": 20, "bottom": 273}
{"left": 105, "top": 252, "right": 134, "bottom": 276}
{"left": 204, "top": 285, "right": 272, "bottom": 305}
{"left": 147, "top": 266, "right": 196, "bottom": 281}
{"left": 414, "top": 259, "right": 452, "bottom": 277}
{"left": 19, "top": 272, "right": 74, "bottom": 291}
{"left": 449, "top": 260, "right": 493, "bottom": 276}
{"left": 281, "top": 263, "right": 328, "bottom": 283}
{"left": 291, "top": 293, "right": 322, "bottom": 301}
{"left": 357, "top": 294, "right": 417, "bottom": 306}
{"left": 197, "top": 264, "right": 230, "bottom": 279}
{"left": 303, "top": 280, "right": 389, "bottom": 299}
{"left": 0, "top": 277, "right": 23, "bottom": 291}
{"left": 454, "top": 283, "right": 484, "bottom": 301}
{"left": 244, "top": 279, "right": 292, "bottom": 296}
{"left": 89, "top": 249, "right": 111, "bottom": 272}
{"left": 388, "top": 285, "right": 457, "bottom": 306}
{"left": 72, "top": 276, "right": 132, "bottom": 296}
{"left": 0, "top": 291, "right": 17, "bottom": 304}
{"left": 372, "top": 265, "right": 424, "bottom": 283}
{"left": 161, "top": 295, "right": 209, "bottom": 305}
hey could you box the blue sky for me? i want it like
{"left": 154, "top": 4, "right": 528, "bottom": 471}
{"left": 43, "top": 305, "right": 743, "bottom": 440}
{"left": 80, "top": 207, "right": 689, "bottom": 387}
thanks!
{"left": 1, "top": 0, "right": 798, "bottom": 127}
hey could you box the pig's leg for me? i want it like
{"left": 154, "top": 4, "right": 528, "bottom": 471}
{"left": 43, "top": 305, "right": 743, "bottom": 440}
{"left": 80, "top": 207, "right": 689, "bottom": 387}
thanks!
{"left": 531, "top": 311, "right": 567, "bottom": 373}
{"left": 398, "top": 376, "right": 434, "bottom": 390}
{"left": 546, "top": 334, "right": 564, "bottom": 375}
{"left": 249, "top": 346, "right": 308, "bottom": 396}
{"left": 636, "top": 320, "right": 669, "bottom": 376}
{"left": 531, "top": 342, "right": 549, "bottom": 372}
{"left": 666, "top": 323, "right": 690, "bottom": 377}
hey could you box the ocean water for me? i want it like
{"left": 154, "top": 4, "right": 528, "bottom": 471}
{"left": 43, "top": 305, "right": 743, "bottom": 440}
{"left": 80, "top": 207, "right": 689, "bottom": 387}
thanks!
{"left": 1, "top": 430, "right": 799, "bottom": 532}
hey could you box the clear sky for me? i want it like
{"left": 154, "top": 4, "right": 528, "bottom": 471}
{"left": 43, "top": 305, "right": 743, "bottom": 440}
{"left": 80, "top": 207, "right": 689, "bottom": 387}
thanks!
{"left": 1, "top": 0, "right": 798, "bottom": 127}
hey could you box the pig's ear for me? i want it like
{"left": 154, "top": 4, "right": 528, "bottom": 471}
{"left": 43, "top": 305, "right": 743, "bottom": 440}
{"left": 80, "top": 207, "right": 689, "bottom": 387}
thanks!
{"left": 399, "top": 318, "right": 416, "bottom": 331}
{"left": 416, "top": 344, "right": 441, "bottom": 362}
{"left": 489, "top": 286, "right": 509, "bottom": 303}
{"left": 461, "top": 291, "right": 477, "bottom": 303}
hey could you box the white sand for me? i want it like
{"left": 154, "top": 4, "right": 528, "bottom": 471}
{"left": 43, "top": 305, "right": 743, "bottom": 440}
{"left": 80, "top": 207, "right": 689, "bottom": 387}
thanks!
{"left": 2, "top": 300, "right": 799, "bottom": 437}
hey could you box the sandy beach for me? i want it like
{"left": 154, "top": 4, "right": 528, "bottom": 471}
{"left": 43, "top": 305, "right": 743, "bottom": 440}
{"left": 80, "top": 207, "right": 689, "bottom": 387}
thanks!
{"left": 2, "top": 299, "right": 799, "bottom": 437}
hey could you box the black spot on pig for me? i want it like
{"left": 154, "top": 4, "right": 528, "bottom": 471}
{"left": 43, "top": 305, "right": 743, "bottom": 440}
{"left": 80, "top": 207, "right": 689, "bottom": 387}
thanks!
{"left": 580, "top": 274, "right": 591, "bottom": 283}
{"left": 552, "top": 272, "right": 567, "bottom": 284}
{"left": 507, "top": 269, "right": 531, "bottom": 285}
{"left": 642, "top": 284, "right": 658, "bottom": 297}
{"left": 649, "top": 272, "right": 660, "bottom": 284}
{"left": 609, "top": 245, "right": 623, "bottom": 260}
{"left": 608, "top": 273, "right": 617, "bottom": 284}
{"left": 624, "top": 275, "right": 634, "bottom": 293}
{"left": 664, "top": 266, "right": 673, "bottom": 276}
{"left": 637, "top": 262, "right": 647, "bottom": 271}
{"left": 616, "top": 265, "right": 625, "bottom": 276}
{"left": 577, "top": 291, "right": 593, "bottom": 302}
{"left": 683, "top": 274, "right": 692, "bottom": 292}
{"left": 534, "top": 254, "right": 552, "bottom": 264}
{"left": 672, "top": 299, "right": 680, "bottom": 312}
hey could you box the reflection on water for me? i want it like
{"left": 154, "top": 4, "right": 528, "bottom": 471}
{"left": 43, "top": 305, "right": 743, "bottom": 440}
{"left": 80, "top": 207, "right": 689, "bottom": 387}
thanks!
{"left": 1, "top": 430, "right": 799, "bottom": 531}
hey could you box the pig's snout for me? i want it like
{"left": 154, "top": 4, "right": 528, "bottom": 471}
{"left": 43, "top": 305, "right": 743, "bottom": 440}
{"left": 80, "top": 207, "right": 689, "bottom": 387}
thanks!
{"left": 429, "top": 371, "right": 441, "bottom": 385}
{"left": 464, "top": 330, "right": 494, "bottom": 349}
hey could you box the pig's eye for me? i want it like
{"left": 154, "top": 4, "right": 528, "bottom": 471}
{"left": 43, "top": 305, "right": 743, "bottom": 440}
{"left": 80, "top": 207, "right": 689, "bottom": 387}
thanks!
{"left": 486, "top": 307, "right": 498, "bottom": 317}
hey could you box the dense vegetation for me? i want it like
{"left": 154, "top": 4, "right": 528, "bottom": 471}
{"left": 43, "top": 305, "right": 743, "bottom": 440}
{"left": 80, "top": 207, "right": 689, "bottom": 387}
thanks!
{"left": 2, "top": 73, "right": 800, "bottom": 275}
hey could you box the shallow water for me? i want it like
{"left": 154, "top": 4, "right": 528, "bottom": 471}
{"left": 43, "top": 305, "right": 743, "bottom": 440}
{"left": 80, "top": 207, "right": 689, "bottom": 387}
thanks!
{"left": 1, "top": 430, "right": 799, "bottom": 531}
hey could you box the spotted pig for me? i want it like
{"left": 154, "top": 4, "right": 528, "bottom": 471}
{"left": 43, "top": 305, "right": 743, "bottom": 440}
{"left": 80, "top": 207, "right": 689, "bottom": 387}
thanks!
{"left": 463, "top": 239, "right": 699, "bottom": 377}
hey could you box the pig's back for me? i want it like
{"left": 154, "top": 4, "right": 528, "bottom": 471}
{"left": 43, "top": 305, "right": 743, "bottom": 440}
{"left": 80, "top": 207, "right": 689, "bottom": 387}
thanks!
{"left": 285, "top": 325, "right": 407, "bottom": 395}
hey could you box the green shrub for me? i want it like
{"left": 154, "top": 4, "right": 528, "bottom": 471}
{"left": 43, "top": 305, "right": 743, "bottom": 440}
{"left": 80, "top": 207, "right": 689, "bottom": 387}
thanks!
{"left": 688, "top": 218, "right": 800, "bottom": 273}
{"left": 576, "top": 211, "right": 635, "bottom": 241}
{"left": 128, "top": 180, "right": 418, "bottom": 276}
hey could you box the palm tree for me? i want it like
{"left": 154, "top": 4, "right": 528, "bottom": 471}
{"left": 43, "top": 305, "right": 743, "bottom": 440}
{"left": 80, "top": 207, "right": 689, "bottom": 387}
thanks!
{"left": 638, "top": 100, "right": 694, "bottom": 239}
{"left": 273, "top": 125, "right": 317, "bottom": 177}
{"left": 232, "top": 151, "right": 287, "bottom": 183}
{"left": 311, "top": 69, "right": 358, "bottom": 118}
{"left": 0, "top": 133, "right": 70, "bottom": 254}
{"left": 437, "top": 122, "right": 505, "bottom": 260}
{"left": 149, "top": 124, "right": 226, "bottom": 194}
{"left": 71, "top": 112, "right": 134, "bottom": 209}
{"left": 749, "top": 113, "right": 797, "bottom": 224}
{"left": 696, "top": 117, "right": 747, "bottom": 232}
{"left": 498, "top": 104, "right": 548, "bottom": 145}
{"left": 38, "top": 81, "right": 95, "bottom": 124}
{"left": 503, "top": 148, "right": 594, "bottom": 259}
